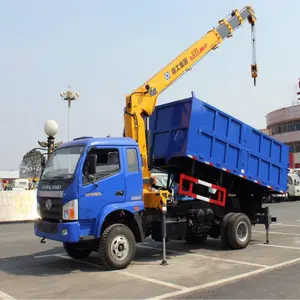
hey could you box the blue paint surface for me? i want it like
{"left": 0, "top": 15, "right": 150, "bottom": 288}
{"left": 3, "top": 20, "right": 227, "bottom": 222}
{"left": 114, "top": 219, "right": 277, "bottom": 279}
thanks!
{"left": 35, "top": 138, "right": 144, "bottom": 243}
{"left": 149, "top": 93, "right": 289, "bottom": 193}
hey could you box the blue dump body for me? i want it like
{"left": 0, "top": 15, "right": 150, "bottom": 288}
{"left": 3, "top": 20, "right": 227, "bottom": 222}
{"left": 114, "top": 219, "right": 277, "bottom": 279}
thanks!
{"left": 149, "top": 93, "right": 289, "bottom": 193}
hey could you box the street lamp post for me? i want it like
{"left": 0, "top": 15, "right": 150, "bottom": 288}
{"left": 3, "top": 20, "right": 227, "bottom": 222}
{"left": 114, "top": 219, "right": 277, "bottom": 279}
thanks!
{"left": 43, "top": 120, "right": 59, "bottom": 159}
{"left": 36, "top": 120, "right": 63, "bottom": 172}
{"left": 60, "top": 84, "right": 79, "bottom": 141}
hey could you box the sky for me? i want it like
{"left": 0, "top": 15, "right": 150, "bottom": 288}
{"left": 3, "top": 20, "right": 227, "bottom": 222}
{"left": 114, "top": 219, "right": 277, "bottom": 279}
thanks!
{"left": 1, "top": 0, "right": 300, "bottom": 171}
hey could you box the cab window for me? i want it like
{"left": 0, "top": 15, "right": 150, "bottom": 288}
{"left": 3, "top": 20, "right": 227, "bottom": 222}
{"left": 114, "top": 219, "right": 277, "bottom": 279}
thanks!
{"left": 83, "top": 148, "right": 120, "bottom": 184}
{"left": 126, "top": 148, "right": 139, "bottom": 173}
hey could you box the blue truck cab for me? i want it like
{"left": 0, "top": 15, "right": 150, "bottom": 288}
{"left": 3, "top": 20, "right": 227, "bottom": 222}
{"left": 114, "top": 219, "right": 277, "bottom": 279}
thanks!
{"left": 34, "top": 137, "right": 145, "bottom": 268}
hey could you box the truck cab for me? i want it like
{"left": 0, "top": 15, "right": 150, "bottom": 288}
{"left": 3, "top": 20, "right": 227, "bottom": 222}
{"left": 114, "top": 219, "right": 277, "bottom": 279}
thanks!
{"left": 287, "top": 173, "right": 300, "bottom": 200}
{"left": 34, "top": 137, "right": 144, "bottom": 266}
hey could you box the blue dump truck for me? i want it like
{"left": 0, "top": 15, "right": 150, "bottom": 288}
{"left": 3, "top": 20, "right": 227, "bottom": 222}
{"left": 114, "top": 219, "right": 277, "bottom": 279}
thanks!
{"left": 34, "top": 93, "right": 289, "bottom": 270}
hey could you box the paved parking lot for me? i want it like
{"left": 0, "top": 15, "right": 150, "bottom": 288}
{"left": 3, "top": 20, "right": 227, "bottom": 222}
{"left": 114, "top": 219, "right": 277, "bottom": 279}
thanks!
{"left": 1, "top": 201, "right": 300, "bottom": 299}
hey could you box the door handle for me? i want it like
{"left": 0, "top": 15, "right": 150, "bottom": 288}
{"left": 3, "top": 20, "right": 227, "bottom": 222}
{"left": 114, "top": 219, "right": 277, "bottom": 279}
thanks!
{"left": 115, "top": 190, "right": 124, "bottom": 196}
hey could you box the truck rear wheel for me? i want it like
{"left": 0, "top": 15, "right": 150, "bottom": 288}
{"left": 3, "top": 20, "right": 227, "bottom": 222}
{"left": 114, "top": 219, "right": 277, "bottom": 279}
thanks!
{"left": 220, "top": 212, "right": 235, "bottom": 248}
{"left": 98, "top": 223, "right": 136, "bottom": 270}
{"left": 63, "top": 242, "right": 93, "bottom": 259}
{"left": 227, "top": 213, "right": 251, "bottom": 249}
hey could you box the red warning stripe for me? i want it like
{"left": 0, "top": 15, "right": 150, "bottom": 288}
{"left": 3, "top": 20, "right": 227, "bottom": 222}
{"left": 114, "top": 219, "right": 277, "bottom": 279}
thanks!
{"left": 178, "top": 173, "right": 227, "bottom": 207}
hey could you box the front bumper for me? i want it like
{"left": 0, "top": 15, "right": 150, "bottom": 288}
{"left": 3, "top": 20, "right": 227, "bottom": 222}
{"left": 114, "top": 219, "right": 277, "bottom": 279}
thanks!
{"left": 34, "top": 218, "right": 80, "bottom": 243}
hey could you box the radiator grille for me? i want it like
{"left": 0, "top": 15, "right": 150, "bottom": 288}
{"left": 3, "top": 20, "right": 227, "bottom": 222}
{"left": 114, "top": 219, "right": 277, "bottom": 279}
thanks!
{"left": 39, "top": 197, "right": 62, "bottom": 220}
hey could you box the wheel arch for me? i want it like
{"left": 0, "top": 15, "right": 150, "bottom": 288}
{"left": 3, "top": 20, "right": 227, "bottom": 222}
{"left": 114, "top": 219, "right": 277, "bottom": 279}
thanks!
{"left": 96, "top": 204, "right": 144, "bottom": 242}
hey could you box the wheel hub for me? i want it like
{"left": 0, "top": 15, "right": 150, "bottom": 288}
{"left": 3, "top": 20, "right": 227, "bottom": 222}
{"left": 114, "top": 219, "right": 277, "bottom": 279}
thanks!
{"left": 236, "top": 221, "right": 248, "bottom": 243}
{"left": 110, "top": 234, "right": 129, "bottom": 261}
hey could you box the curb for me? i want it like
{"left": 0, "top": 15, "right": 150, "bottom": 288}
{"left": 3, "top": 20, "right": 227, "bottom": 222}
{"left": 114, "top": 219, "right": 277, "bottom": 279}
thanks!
{"left": 0, "top": 220, "right": 35, "bottom": 225}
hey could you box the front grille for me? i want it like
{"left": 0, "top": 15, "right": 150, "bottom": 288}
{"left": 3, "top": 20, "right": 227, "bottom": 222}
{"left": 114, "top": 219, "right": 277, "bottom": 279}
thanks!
{"left": 39, "top": 197, "right": 62, "bottom": 220}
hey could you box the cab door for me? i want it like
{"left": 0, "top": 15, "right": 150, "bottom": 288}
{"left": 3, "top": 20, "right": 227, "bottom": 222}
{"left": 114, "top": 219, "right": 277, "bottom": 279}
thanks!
{"left": 78, "top": 146, "right": 126, "bottom": 225}
{"left": 123, "top": 147, "right": 143, "bottom": 202}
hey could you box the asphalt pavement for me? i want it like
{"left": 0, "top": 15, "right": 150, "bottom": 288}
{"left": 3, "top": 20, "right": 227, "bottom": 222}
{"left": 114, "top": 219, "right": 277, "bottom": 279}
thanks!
{"left": 171, "top": 262, "right": 300, "bottom": 299}
{"left": 1, "top": 201, "right": 300, "bottom": 299}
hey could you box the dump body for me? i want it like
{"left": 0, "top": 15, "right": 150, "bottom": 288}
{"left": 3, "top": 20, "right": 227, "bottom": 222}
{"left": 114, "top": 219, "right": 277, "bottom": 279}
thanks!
{"left": 149, "top": 93, "right": 289, "bottom": 193}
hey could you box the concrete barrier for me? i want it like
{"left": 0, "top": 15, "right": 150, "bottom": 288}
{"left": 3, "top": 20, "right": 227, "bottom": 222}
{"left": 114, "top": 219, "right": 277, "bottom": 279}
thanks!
{"left": 0, "top": 190, "right": 39, "bottom": 223}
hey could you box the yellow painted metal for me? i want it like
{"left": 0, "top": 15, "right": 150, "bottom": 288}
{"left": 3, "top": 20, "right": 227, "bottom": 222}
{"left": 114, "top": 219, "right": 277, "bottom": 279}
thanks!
{"left": 124, "top": 5, "right": 256, "bottom": 210}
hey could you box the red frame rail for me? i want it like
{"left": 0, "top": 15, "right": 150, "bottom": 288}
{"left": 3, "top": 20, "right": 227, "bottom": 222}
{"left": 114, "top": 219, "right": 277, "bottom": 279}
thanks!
{"left": 178, "top": 173, "right": 227, "bottom": 207}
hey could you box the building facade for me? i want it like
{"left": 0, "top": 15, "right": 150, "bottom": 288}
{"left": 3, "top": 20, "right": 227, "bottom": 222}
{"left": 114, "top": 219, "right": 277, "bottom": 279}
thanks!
{"left": 265, "top": 104, "right": 300, "bottom": 168}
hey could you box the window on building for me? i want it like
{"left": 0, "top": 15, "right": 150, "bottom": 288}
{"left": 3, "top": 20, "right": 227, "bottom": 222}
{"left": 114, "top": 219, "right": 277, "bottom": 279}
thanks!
{"left": 295, "top": 142, "right": 300, "bottom": 153}
{"left": 295, "top": 121, "right": 300, "bottom": 131}
{"left": 269, "top": 120, "right": 300, "bottom": 136}
{"left": 288, "top": 123, "right": 294, "bottom": 131}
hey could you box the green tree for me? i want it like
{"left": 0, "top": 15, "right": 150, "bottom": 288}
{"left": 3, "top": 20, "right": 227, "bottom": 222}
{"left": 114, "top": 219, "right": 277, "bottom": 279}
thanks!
{"left": 20, "top": 149, "right": 42, "bottom": 178}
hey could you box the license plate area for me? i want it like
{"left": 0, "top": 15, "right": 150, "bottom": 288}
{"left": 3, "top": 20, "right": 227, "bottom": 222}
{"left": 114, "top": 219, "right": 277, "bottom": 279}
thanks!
{"left": 37, "top": 220, "right": 58, "bottom": 234}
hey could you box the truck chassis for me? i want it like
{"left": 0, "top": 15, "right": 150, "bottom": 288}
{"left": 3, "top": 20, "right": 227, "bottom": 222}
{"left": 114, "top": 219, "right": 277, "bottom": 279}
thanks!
{"left": 50, "top": 166, "right": 276, "bottom": 270}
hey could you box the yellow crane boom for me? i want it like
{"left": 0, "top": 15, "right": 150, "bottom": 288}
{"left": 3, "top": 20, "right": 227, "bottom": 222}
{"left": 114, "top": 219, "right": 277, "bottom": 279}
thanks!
{"left": 124, "top": 5, "right": 257, "bottom": 209}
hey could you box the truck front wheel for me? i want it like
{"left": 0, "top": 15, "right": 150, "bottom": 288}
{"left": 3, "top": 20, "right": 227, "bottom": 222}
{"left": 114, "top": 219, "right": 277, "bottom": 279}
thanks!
{"left": 63, "top": 242, "right": 93, "bottom": 259}
{"left": 98, "top": 223, "right": 136, "bottom": 270}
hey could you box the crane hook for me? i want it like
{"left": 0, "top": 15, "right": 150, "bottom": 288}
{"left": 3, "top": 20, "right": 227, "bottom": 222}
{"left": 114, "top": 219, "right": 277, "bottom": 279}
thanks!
{"left": 251, "top": 64, "right": 257, "bottom": 86}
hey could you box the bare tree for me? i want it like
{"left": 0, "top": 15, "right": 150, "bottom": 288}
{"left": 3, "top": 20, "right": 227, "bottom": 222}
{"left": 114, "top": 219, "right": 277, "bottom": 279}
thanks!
{"left": 20, "top": 149, "right": 42, "bottom": 178}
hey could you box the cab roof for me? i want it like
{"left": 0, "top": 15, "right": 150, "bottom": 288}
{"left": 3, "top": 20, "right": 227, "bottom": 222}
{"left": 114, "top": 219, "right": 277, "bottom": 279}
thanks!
{"left": 57, "top": 137, "right": 138, "bottom": 149}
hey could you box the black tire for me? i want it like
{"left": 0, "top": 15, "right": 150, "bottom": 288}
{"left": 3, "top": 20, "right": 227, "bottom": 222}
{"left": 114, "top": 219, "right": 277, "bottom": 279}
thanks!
{"left": 227, "top": 213, "right": 251, "bottom": 249}
{"left": 63, "top": 242, "right": 93, "bottom": 259}
{"left": 220, "top": 212, "right": 235, "bottom": 248}
{"left": 98, "top": 223, "right": 136, "bottom": 270}
{"left": 208, "top": 225, "right": 220, "bottom": 239}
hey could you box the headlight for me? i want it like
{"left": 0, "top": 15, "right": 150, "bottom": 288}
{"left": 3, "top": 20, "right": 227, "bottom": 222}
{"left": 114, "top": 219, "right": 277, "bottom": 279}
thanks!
{"left": 62, "top": 199, "right": 78, "bottom": 220}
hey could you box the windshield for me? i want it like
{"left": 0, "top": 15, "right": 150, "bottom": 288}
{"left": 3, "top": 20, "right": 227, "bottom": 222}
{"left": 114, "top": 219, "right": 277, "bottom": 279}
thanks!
{"left": 41, "top": 146, "right": 85, "bottom": 180}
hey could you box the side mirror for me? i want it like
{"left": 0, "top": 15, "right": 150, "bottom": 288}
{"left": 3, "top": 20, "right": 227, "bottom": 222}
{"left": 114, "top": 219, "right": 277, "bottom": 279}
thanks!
{"left": 87, "top": 154, "right": 97, "bottom": 175}
{"left": 88, "top": 174, "right": 95, "bottom": 181}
